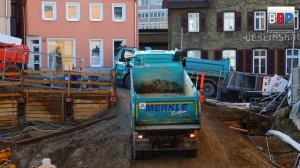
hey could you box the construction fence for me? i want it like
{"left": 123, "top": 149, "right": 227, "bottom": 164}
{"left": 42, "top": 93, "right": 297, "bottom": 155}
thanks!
{"left": 0, "top": 69, "right": 117, "bottom": 127}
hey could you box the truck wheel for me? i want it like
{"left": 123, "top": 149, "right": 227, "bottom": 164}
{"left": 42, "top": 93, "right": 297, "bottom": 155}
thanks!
{"left": 203, "top": 82, "right": 216, "bottom": 97}
{"left": 4, "top": 66, "right": 20, "bottom": 79}
{"left": 124, "top": 75, "right": 131, "bottom": 89}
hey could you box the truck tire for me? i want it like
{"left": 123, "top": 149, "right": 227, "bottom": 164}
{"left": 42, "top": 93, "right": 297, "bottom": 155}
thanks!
{"left": 4, "top": 65, "right": 20, "bottom": 79}
{"left": 124, "top": 75, "right": 131, "bottom": 89}
{"left": 203, "top": 82, "right": 216, "bottom": 97}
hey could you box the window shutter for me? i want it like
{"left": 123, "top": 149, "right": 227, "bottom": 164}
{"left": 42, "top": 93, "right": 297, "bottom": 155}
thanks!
{"left": 235, "top": 12, "right": 242, "bottom": 31}
{"left": 267, "top": 49, "right": 275, "bottom": 75}
{"left": 247, "top": 11, "right": 254, "bottom": 31}
{"left": 217, "top": 12, "right": 223, "bottom": 32}
{"left": 202, "top": 50, "right": 208, "bottom": 59}
{"left": 237, "top": 49, "right": 244, "bottom": 71}
{"left": 245, "top": 49, "right": 253, "bottom": 73}
{"left": 277, "top": 49, "right": 286, "bottom": 75}
{"left": 214, "top": 50, "right": 222, "bottom": 60}
{"left": 200, "top": 12, "right": 206, "bottom": 32}
{"left": 181, "top": 13, "right": 188, "bottom": 33}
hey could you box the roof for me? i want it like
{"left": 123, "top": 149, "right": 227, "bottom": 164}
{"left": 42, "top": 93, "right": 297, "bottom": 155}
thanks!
{"left": 162, "top": 0, "right": 211, "bottom": 9}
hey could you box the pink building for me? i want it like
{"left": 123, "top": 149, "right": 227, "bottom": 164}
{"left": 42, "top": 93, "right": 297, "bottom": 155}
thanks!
{"left": 20, "top": 0, "right": 138, "bottom": 70}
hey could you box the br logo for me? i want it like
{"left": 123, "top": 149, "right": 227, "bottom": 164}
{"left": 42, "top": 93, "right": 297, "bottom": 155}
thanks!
{"left": 139, "top": 102, "right": 146, "bottom": 110}
{"left": 268, "top": 6, "right": 295, "bottom": 33}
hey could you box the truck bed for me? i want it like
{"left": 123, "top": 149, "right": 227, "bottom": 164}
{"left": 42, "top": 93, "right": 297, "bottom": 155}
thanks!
{"left": 139, "top": 92, "right": 187, "bottom": 98}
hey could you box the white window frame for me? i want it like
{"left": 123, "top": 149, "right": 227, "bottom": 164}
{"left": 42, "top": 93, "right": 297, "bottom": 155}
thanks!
{"left": 66, "top": 2, "right": 80, "bottom": 21}
{"left": 42, "top": 1, "right": 57, "bottom": 21}
{"left": 27, "top": 36, "right": 42, "bottom": 70}
{"left": 286, "top": 49, "right": 300, "bottom": 75}
{"left": 47, "top": 38, "right": 76, "bottom": 69}
{"left": 187, "top": 50, "right": 201, "bottom": 58}
{"left": 253, "top": 49, "right": 267, "bottom": 74}
{"left": 112, "top": 3, "right": 126, "bottom": 22}
{"left": 222, "top": 50, "right": 236, "bottom": 71}
{"left": 89, "top": 3, "right": 103, "bottom": 22}
{"left": 112, "top": 39, "right": 126, "bottom": 66}
{"left": 90, "top": 39, "right": 104, "bottom": 67}
{"left": 223, "top": 12, "right": 235, "bottom": 31}
{"left": 188, "top": 13, "right": 199, "bottom": 32}
{"left": 254, "top": 11, "right": 266, "bottom": 31}
{"left": 295, "top": 10, "right": 299, "bottom": 30}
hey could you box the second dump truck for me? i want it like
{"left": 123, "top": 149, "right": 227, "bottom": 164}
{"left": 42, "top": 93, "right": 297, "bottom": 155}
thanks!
{"left": 130, "top": 51, "right": 201, "bottom": 159}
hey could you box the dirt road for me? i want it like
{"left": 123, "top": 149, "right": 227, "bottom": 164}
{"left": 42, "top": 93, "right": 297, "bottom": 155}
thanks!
{"left": 12, "top": 88, "right": 288, "bottom": 168}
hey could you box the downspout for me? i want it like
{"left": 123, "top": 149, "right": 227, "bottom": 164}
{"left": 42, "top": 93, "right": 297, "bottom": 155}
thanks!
{"left": 134, "top": 0, "right": 137, "bottom": 48}
{"left": 22, "top": 0, "right": 27, "bottom": 44}
{"left": 5, "top": 0, "right": 8, "bottom": 35}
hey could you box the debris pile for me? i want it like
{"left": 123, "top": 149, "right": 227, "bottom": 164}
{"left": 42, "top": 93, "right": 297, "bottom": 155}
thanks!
{"left": 135, "top": 79, "right": 182, "bottom": 93}
{"left": 0, "top": 148, "right": 16, "bottom": 168}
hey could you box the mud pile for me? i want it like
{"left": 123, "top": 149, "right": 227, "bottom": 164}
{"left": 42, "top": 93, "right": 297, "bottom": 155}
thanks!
{"left": 135, "top": 79, "right": 182, "bottom": 94}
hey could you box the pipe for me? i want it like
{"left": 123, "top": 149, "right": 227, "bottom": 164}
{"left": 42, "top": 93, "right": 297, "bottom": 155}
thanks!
{"left": 266, "top": 130, "right": 300, "bottom": 152}
{"left": 5, "top": 0, "right": 8, "bottom": 17}
{"left": 5, "top": 0, "right": 8, "bottom": 34}
{"left": 134, "top": 0, "right": 137, "bottom": 48}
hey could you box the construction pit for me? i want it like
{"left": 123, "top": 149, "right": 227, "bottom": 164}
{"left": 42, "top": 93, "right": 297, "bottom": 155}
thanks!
{"left": 0, "top": 87, "right": 299, "bottom": 168}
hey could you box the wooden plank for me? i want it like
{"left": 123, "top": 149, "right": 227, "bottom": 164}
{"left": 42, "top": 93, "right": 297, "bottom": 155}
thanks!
{"left": 0, "top": 104, "right": 17, "bottom": 108}
{"left": 0, "top": 93, "right": 21, "bottom": 97}
{"left": 0, "top": 82, "right": 21, "bottom": 86}
{"left": 24, "top": 79, "right": 111, "bottom": 86}
{"left": 24, "top": 70, "right": 112, "bottom": 77}
{"left": 0, "top": 99, "right": 17, "bottom": 104}
{"left": 74, "top": 106, "right": 108, "bottom": 112}
{"left": 0, "top": 108, "right": 17, "bottom": 113}
{"left": 0, "top": 113, "right": 17, "bottom": 117}
{"left": 27, "top": 106, "right": 62, "bottom": 111}
{"left": 27, "top": 114, "right": 63, "bottom": 118}
{"left": 24, "top": 89, "right": 111, "bottom": 95}
{"left": 73, "top": 104, "right": 105, "bottom": 108}
{"left": 27, "top": 118, "right": 63, "bottom": 122}
{"left": 27, "top": 102, "right": 62, "bottom": 106}
{"left": 74, "top": 99, "right": 109, "bottom": 104}
{"left": 0, "top": 72, "right": 21, "bottom": 76}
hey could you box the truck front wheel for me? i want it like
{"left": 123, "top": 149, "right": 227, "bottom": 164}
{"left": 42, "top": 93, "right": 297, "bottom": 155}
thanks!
{"left": 124, "top": 75, "right": 131, "bottom": 89}
{"left": 4, "top": 65, "right": 21, "bottom": 79}
{"left": 203, "top": 82, "right": 216, "bottom": 97}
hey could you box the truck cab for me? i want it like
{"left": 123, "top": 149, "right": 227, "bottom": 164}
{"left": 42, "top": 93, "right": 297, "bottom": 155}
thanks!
{"left": 114, "top": 46, "right": 138, "bottom": 88}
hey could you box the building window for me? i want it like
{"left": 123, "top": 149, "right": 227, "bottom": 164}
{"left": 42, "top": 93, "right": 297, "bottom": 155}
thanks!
{"left": 139, "top": 0, "right": 148, "bottom": 6}
{"left": 286, "top": 49, "right": 300, "bottom": 74}
{"left": 66, "top": 2, "right": 80, "bottom": 21}
{"left": 42, "top": 1, "right": 57, "bottom": 20}
{"left": 224, "top": 12, "right": 235, "bottom": 31}
{"left": 295, "top": 10, "right": 299, "bottom": 30}
{"left": 254, "top": 11, "right": 266, "bottom": 31}
{"left": 89, "top": 3, "right": 103, "bottom": 21}
{"left": 188, "top": 13, "right": 199, "bottom": 32}
{"left": 48, "top": 39, "right": 75, "bottom": 71}
{"left": 253, "top": 49, "right": 267, "bottom": 74}
{"left": 222, "top": 50, "right": 236, "bottom": 71}
{"left": 112, "top": 3, "right": 126, "bottom": 22}
{"left": 90, "top": 39, "right": 103, "bottom": 67}
{"left": 187, "top": 50, "right": 201, "bottom": 58}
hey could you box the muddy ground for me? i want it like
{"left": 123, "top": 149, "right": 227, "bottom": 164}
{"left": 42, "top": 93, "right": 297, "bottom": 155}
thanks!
{"left": 0, "top": 88, "right": 299, "bottom": 168}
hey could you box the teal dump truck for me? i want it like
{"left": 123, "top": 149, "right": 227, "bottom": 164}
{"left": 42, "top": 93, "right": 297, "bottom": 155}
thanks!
{"left": 130, "top": 51, "right": 200, "bottom": 159}
{"left": 184, "top": 57, "right": 230, "bottom": 97}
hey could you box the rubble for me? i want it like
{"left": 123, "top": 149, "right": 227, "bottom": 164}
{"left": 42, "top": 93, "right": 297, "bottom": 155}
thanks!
{"left": 135, "top": 79, "right": 183, "bottom": 94}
